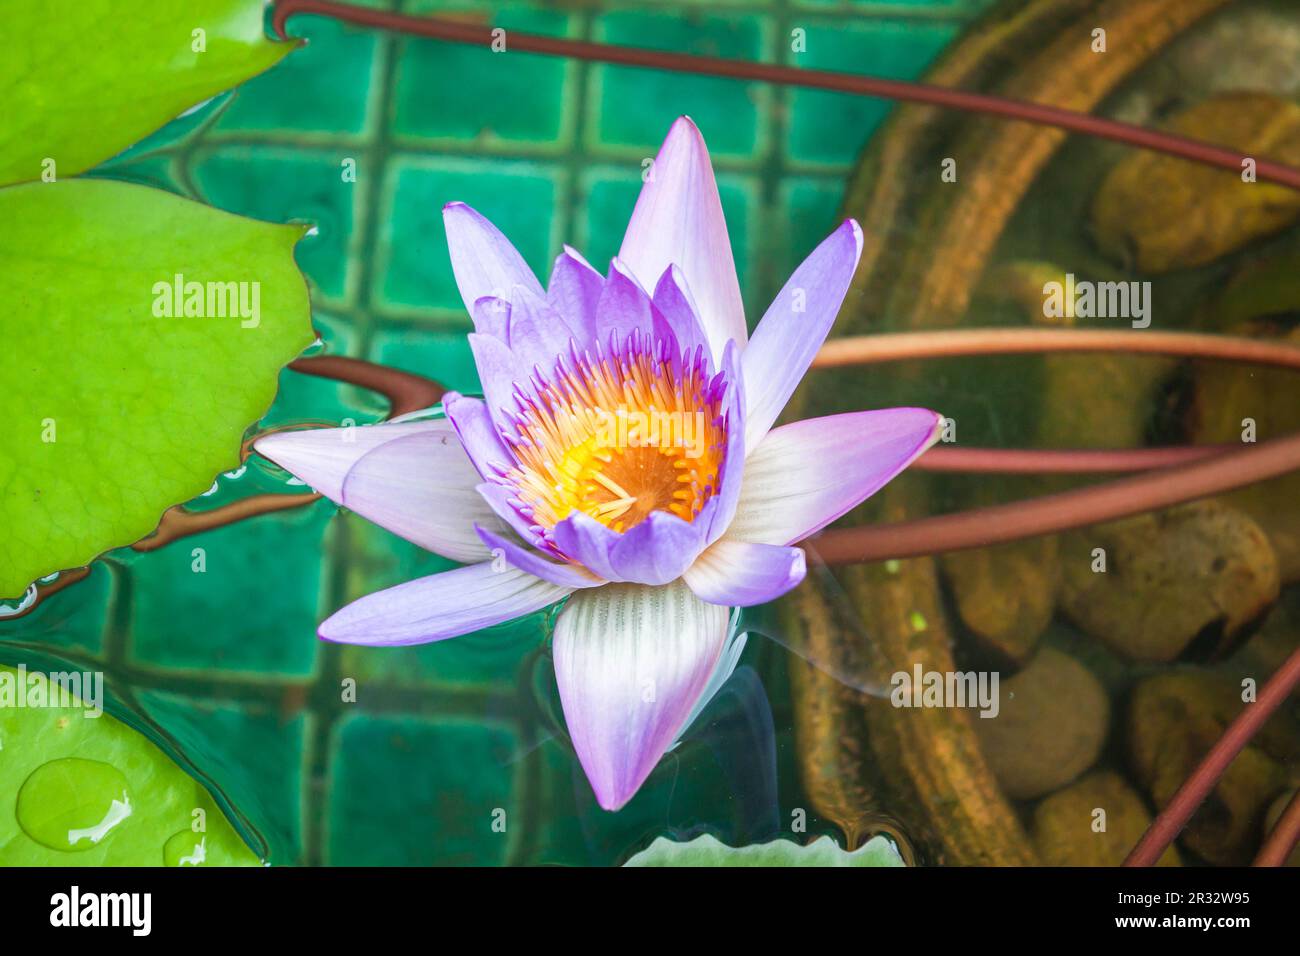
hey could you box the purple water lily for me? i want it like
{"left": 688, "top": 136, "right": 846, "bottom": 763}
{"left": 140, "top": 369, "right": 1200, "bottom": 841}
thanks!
{"left": 255, "top": 117, "right": 940, "bottom": 810}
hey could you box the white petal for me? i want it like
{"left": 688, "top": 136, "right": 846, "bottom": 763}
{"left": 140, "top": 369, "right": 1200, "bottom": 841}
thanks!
{"left": 553, "top": 580, "right": 729, "bottom": 810}
{"left": 726, "top": 409, "right": 941, "bottom": 546}
{"left": 618, "top": 117, "right": 746, "bottom": 364}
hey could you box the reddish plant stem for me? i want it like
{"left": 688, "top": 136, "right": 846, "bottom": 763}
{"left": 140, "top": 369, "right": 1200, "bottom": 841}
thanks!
{"left": 914, "top": 445, "right": 1229, "bottom": 474}
{"left": 1125, "top": 643, "right": 1300, "bottom": 867}
{"left": 813, "top": 328, "right": 1300, "bottom": 370}
{"left": 813, "top": 433, "right": 1300, "bottom": 563}
{"left": 272, "top": 0, "right": 1300, "bottom": 192}
{"left": 808, "top": 328, "right": 1300, "bottom": 561}
{"left": 823, "top": 329, "right": 1300, "bottom": 469}
{"left": 1254, "top": 787, "right": 1300, "bottom": 867}
{"left": 289, "top": 354, "right": 445, "bottom": 417}
{"left": 131, "top": 493, "right": 322, "bottom": 553}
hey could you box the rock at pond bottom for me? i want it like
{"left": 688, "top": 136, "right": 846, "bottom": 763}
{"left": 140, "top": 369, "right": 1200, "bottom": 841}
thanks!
{"left": 1032, "top": 771, "right": 1179, "bottom": 866}
{"left": 1091, "top": 92, "right": 1300, "bottom": 273}
{"left": 1061, "top": 501, "right": 1279, "bottom": 663}
{"left": 1129, "top": 672, "right": 1297, "bottom": 864}
{"left": 974, "top": 648, "right": 1110, "bottom": 800}
{"left": 941, "top": 535, "right": 1059, "bottom": 667}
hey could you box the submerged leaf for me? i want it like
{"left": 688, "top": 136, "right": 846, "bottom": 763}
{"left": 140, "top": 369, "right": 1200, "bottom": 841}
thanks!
{"left": 0, "top": 179, "right": 313, "bottom": 597}
{"left": 0, "top": 666, "right": 260, "bottom": 864}
{"left": 623, "top": 833, "right": 905, "bottom": 867}
{"left": 0, "top": 0, "right": 296, "bottom": 187}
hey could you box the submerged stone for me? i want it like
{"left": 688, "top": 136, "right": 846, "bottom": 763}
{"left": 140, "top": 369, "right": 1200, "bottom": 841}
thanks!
{"left": 1032, "top": 771, "right": 1179, "bottom": 867}
{"left": 1128, "top": 671, "right": 1298, "bottom": 864}
{"left": 974, "top": 648, "right": 1109, "bottom": 800}
{"left": 1061, "top": 501, "right": 1279, "bottom": 663}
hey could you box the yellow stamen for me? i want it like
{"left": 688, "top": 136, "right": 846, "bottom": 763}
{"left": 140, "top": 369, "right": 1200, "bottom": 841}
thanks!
{"left": 505, "top": 341, "right": 727, "bottom": 533}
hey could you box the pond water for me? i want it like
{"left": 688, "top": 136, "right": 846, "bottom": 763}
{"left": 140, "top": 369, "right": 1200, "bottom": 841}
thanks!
{"left": 4, "top": 0, "right": 1300, "bottom": 867}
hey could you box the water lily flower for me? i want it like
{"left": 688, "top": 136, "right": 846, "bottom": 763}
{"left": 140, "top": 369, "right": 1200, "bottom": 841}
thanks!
{"left": 255, "top": 117, "right": 940, "bottom": 811}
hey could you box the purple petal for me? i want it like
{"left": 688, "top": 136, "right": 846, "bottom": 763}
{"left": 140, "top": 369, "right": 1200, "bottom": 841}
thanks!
{"left": 339, "top": 428, "right": 506, "bottom": 563}
{"left": 683, "top": 539, "right": 806, "bottom": 607}
{"left": 619, "top": 117, "right": 747, "bottom": 363}
{"left": 742, "top": 219, "right": 863, "bottom": 449}
{"left": 652, "top": 265, "right": 711, "bottom": 371}
{"left": 553, "top": 580, "right": 730, "bottom": 810}
{"left": 607, "top": 511, "right": 708, "bottom": 585}
{"left": 475, "top": 525, "right": 603, "bottom": 589}
{"left": 443, "top": 202, "right": 544, "bottom": 314}
{"left": 551, "top": 510, "right": 707, "bottom": 586}
{"left": 476, "top": 482, "right": 548, "bottom": 551}
{"left": 506, "top": 284, "right": 576, "bottom": 371}
{"left": 726, "top": 408, "right": 941, "bottom": 546}
{"left": 471, "top": 294, "right": 512, "bottom": 340}
{"left": 254, "top": 419, "right": 441, "bottom": 501}
{"left": 319, "top": 561, "right": 570, "bottom": 646}
{"left": 547, "top": 247, "right": 604, "bottom": 346}
{"left": 444, "top": 392, "right": 513, "bottom": 478}
{"left": 703, "top": 340, "right": 746, "bottom": 544}
{"left": 466, "top": 334, "right": 523, "bottom": 431}
{"left": 595, "top": 259, "right": 656, "bottom": 342}
{"left": 551, "top": 511, "right": 623, "bottom": 581}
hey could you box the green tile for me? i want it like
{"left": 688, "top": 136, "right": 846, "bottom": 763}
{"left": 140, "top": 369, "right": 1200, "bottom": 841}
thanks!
{"left": 785, "top": 19, "right": 958, "bottom": 165}
{"left": 334, "top": 514, "right": 546, "bottom": 689}
{"left": 795, "top": 0, "right": 963, "bottom": 7}
{"left": 127, "top": 503, "right": 332, "bottom": 677}
{"left": 136, "top": 689, "right": 308, "bottom": 864}
{"left": 369, "top": 323, "right": 480, "bottom": 396}
{"left": 376, "top": 155, "right": 561, "bottom": 313}
{"left": 101, "top": 92, "right": 237, "bottom": 167}
{"left": 590, "top": 11, "right": 769, "bottom": 159}
{"left": 392, "top": 9, "right": 576, "bottom": 148}
{"left": 578, "top": 166, "right": 756, "bottom": 317}
{"left": 190, "top": 145, "right": 361, "bottom": 304}
{"left": 778, "top": 176, "right": 845, "bottom": 281}
{"left": 212, "top": 15, "right": 382, "bottom": 139}
{"left": 325, "top": 713, "right": 519, "bottom": 864}
{"left": 87, "top": 153, "right": 187, "bottom": 197}
{"left": 2, "top": 563, "right": 113, "bottom": 658}
{"left": 259, "top": 311, "right": 384, "bottom": 428}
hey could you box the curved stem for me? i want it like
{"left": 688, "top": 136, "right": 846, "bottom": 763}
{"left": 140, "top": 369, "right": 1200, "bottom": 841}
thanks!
{"left": 272, "top": 0, "right": 1300, "bottom": 192}
{"left": 915, "top": 445, "right": 1229, "bottom": 474}
{"left": 1125, "top": 643, "right": 1300, "bottom": 866}
{"left": 1254, "top": 787, "right": 1300, "bottom": 867}
{"left": 289, "top": 355, "right": 445, "bottom": 417}
{"left": 812, "top": 433, "right": 1300, "bottom": 564}
{"left": 813, "top": 328, "right": 1300, "bottom": 370}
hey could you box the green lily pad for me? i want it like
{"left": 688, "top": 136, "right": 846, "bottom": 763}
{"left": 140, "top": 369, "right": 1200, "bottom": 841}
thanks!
{"left": 0, "top": 0, "right": 296, "bottom": 187}
{"left": 623, "top": 834, "right": 906, "bottom": 867}
{"left": 0, "top": 665, "right": 260, "bottom": 864}
{"left": 0, "top": 178, "right": 313, "bottom": 597}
